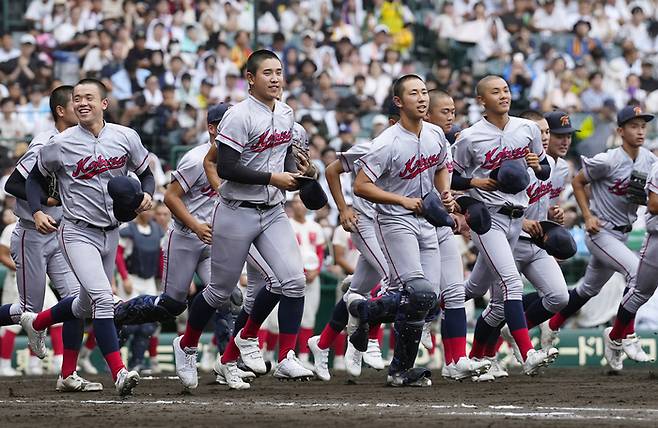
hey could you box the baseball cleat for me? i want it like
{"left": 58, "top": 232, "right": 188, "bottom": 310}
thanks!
{"left": 621, "top": 333, "right": 654, "bottom": 362}
{"left": 471, "top": 371, "right": 496, "bottom": 382}
{"left": 20, "top": 312, "right": 47, "bottom": 359}
{"left": 307, "top": 335, "right": 330, "bottom": 381}
{"left": 344, "top": 342, "right": 363, "bottom": 377}
{"left": 485, "top": 357, "right": 509, "bottom": 378}
{"left": 238, "top": 358, "right": 273, "bottom": 376}
{"left": 421, "top": 323, "right": 433, "bottom": 350}
{"left": 441, "top": 363, "right": 453, "bottom": 379}
{"left": 77, "top": 347, "right": 98, "bottom": 375}
{"left": 363, "top": 339, "right": 385, "bottom": 370}
{"left": 173, "top": 336, "right": 198, "bottom": 389}
{"left": 500, "top": 325, "right": 523, "bottom": 364}
{"left": 115, "top": 368, "right": 140, "bottom": 396}
{"left": 56, "top": 372, "right": 103, "bottom": 392}
{"left": 539, "top": 322, "right": 559, "bottom": 350}
{"left": 273, "top": 350, "right": 314, "bottom": 381}
{"left": 522, "top": 348, "right": 557, "bottom": 376}
{"left": 387, "top": 368, "right": 432, "bottom": 387}
{"left": 346, "top": 294, "right": 369, "bottom": 352}
{"left": 214, "top": 361, "right": 253, "bottom": 389}
{"left": 234, "top": 329, "right": 267, "bottom": 374}
{"left": 297, "top": 353, "right": 315, "bottom": 372}
{"left": 603, "top": 327, "right": 624, "bottom": 371}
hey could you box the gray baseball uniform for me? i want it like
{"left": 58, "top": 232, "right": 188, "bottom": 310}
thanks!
{"left": 38, "top": 123, "right": 150, "bottom": 319}
{"left": 202, "top": 95, "right": 305, "bottom": 309}
{"left": 8, "top": 127, "right": 79, "bottom": 323}
{"left": 575, "top": 147, "right": 656, "bottom": 299}
{"left": 454, "top": 116, "right": 545, "bottom": 327}
{"left": 621, "top": 161, "right": 658, "bottom": 313}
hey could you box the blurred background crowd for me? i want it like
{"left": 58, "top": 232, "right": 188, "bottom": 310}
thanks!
{"left": 1, "top": 0, "right": 658, "bottom": 373}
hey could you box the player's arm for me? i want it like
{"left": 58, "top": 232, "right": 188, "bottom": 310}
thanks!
{"left": 217, "top": 144, "right": 299, "bottom": 190}
{"left": 26, "top": 165, "right": 58, "bottom": 234}
{"left": 434, "top": 166, "right": 455, "bottom": 212}
{"left": 164, "top": 180, "right": 212, "bottom": 245}
{"left": 0, "top": 244, "right": 15, "bottom": 271}
{"left": 572, "top": 169, "right": 600, "bottom": 234}
{"left": 450, "top": 133, "right": 497, "bottom": 191}
{"left": 135, "top": 167, "right": 155, "bottom": 213}
{"left": 6, "top": 167, "right": 59, "bottom": 205}
{"left": 648, "top": 189, "right": 658, "bottom": 215}
{"left": 353, "top": 169, "right": 422, "bottom": 213}
{"left": 203, "top": 144, "right": 222, "bottom": 191}
{"left": 326, "top": 159, "right": 358, "bottom": 231}
{"left": 527, "top": 123, "right": 551, "bottom": 180}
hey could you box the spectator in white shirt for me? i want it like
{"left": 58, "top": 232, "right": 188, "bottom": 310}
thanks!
{"left": 359, "top": 24, "right": 389, "bottom": 65}
{"left": 144, "top": 74, "right": 164, "bottom": 107}
{"left": 24, "top": 0, "right": 54, "bottom": 31}
{"left": 532, "top": 0, "right": 570, "bottom": 34}
{"left": 620, "top": 6, "right": 653, "bottom": 54}
{"left": 0, "top": 33, "right": 19, "bottom": 63}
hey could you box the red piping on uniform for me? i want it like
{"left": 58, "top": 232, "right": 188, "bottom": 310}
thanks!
{"left": 475, "top": 233, "right": 509, "bottom": 300}
{"left": 20, "top": 229, "right": 26, "bottom": 312}
{"left": 219, "top": 133, "right": 245, "bottom": 147}
{"left": 590, "top": 234, "right": 631, "bottom": 277}
{"left": 354, "top": 227, "right": 388, "bottom": 282}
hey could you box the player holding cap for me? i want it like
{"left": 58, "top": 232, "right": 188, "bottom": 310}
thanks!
{"left": 451, "top": 75, "right": 557, "bottom": 375}
{"left": 21, "top": 78, "right": 154, "bottom": 395}
{"left": 543, "top": 106, "right": 656, "bottom": 368}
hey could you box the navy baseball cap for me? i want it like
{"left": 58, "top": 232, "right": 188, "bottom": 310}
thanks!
{"left": 544, "top": 111, "right": 579, "bottom": 134}
{"left": 422, "top": 191, "right": 455, "bottom": 228}
{"left": 617, "top": 105, "right": 655, "bottom": 127}
{"left": 297, "top": 176, "right": 328, "bottom": 210}
{"left": 107, "top": 176, "right": 144, "bottom": 222}
{"left": 489, "top": 159, "right": 530, "bottom": 194}
{"left": 535, "top": 220, "right": 577, "bottom": 260}
{"left": 455, "top": 195, "right": 491, "bottom": 235}
{"left": 207, "top": 103, "right": 230, "bottom": 124}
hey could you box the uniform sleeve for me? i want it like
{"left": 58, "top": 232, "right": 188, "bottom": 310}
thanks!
{"left": 215, "top": 107, "right": 250, "bottom": 153}
{"left": 37, "top": 141, "right": 62, "bottom": 175}
{"left": 529, "top": 121, "right": 546, "bottom": 161}
{"left": 16, "top": 145, "right": 40, "bottom": 178}
{"left": 171, "top": 151, "right": 203, "bottom": 193}
{"left": 126, "top": 129, "right": 150, "bottom": 174}
{"left": 581, "top": 152, "right": 610, "bottom": 182}
{"left": 339, "top": 142, "right": 371, "bottom": 172}
{"left": 355, "top": 141, "right": 392, "bottom": 183}
{"left": 646, "top": 163, "right": 658, "bottom": 195}
{"left": 434, "top": 130, "right": 452, "bottom": 172}
{"left": 451, "top": 132, "right": 472, "bottom": 175}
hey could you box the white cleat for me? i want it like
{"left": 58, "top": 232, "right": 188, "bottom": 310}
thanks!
{"left": 77, "top": 347, "right": 98, "bottom": 375}
{"left": 522, "top": 348, "right": 558, "bottom": 376}
{"left": 622, "top": 333, "right": 654, "bottom": 362}
{"left": 603, "top": 327, "right": 624, "bottom": 371}
{"left": 344, "top": 342, "right": 362, "bottom": 377}
{"left": 421, "top": 323, "right": 433, "bottom": 350}
{"left": 333, "top": 355, "right": 346, "bottom": 371}
{"left": 214, "top": 360, "right": 253, "bottom": 388}
{"left": 445, "top": 357, "right": 491, "bottom": 380}
{"left": 307, "top": 335, "right": 330, "bottom": 381}
{"left": 25, "top": 355, "right": 44, "bottom": 375}
{"left": 486, "top": 357, "right": 509, "bottom": 378}
{"left": 56, "top": 372, "right": 103, "bottom": 392}
{"left": 500, "top": 325, "right": 523, "bottom": 364}
{"left": 539, "top": 322, "right": 559, "bottom": 350}
{"left": 273, "top": 350, "right": 314, "bottom": 381}
{"left": 363, "top": 339, "right": 385, "bottom": 370}
{"left": 173, "top": 336, "right": 198, "bottom": 389}
{"left": 115, "top": 368, "right": 140, "bottom": 396}
{"left": 20, "top": 312, "right": 47, "bottom": 359}
{"left": 234, "top": 329, "right": 267, "bottom": 374}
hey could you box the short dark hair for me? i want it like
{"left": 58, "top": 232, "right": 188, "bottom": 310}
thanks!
{"left": 246, "top": 49, "right": 281, "bottom": 76}
{"left": 75, "top": 78, "right": 107, "bottom": 98}
{"left": 588, "top": 71, "right": 603, "bottom": 81}
{"left": 0, "top": 97, "right": 13, "bottom": 107}
{"left": 392, "top": 74, "right": 423, "bottom": 98}
{"left": 476, "top": 75, "right": 506, "bottom": 96}
{"left": 519, "top": 110, "right": 544, "bottom": 121}
{"left": 49, "top": 85, "right": 73, "bottom": 122}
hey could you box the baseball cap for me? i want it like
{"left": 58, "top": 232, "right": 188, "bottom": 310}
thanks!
{"left": 544, "top": 111, "right": 579, "bottom": 134}
{"left": 534, "top": 221, "right": 577, "bottom": 260}
{"left": 374, "top": 24, "right": 390, "bottom": 34}
{"left": 455, "top": 195, "right": 491, "bottom": 235}
{"left": 20, "top": 34, "right": 36, "bottom": 45}
{"left": 372, "top": 114, "right": 388, "bottom": 126}
{"left": 489, "top": 159, "right": 530, "bottom": 194}
{"left": 422, "top": 192, "right": 455, "bottom": 228}
{"left": 436, "top": 58, "right": 451, "bottom": 69}
{"left": 297, "top": 176, "right": 328, "bottom": 210}
{"left": 207, "top": 103, "right": 231, "bottom": 124}
{"left": 107, "top": 176, "right": 144, "bottom": 223}
{"left": 617, "top": 105, "right": 655, "bottom": 126}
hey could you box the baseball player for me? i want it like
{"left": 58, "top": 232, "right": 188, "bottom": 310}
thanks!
{"left": 543, "top": 106, "right": 656, "bottom": 368}
{"left": 605, "top": 158, "right": 658, "bottom": 370}
{"left": 351, "top": 74, "right": 454, "bottom": 387}
{"left": 21, "top": 78, "right": 154, "bottom": 396}
{"left": 174, "top": 50, "right": 310, "bottom": 390}
{"left": 452, "top": 75, "right": 557, "bottom": 376}
{"left": 1, "top": 85, "right": 102, "bottom": 392}
{"left": 497, "top": 110, "right": 571, "bottom": 361}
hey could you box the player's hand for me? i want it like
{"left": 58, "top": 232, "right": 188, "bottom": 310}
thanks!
{"left": 522, "top": 219, "right": 543, "bottom": 238}
{"left": 401, "top": 197, "right": 423, "bottom": 214}
{"left": 441, "top": 191, "right": 456, "bottom": 213}
{"left": 270, "top": 172, "right": 300, "bottom": 191}
{"left": 584, "top": 215, "right": 602, "bottom": 235}
{"left": 194, "top": 222, "right": 213, "bottom": 245}
{"left": 339, "top": 207, "right": 359, "bottom": 232}
{"left": 471, "top": 178, "right": 498, "bottom": 191}
{"left": 548, "top": 205, "right": 565, "bottom": 224}
{"left": 33, "top": 211, "right": 58, "bottom": 234}
{"left": 525, "top": 152, "right": 540, "bottom": 172}
{"left": 136, "top": 193, "right": 153, "bottom": 213}
{"left": 46, "top": 197, "right": 61, "bottom": 207}
{"left": 451, "top": 212, "right": 471, "bottom": 239}
{"left": 295, "top": 149, "right": 311, "bottom": 175}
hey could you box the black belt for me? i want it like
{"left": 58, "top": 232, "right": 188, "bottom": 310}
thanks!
{"left": 72, "top": 219, "right": 118, "bottom": 232}
{"left": 613, "top": 225, "right": 632, "bottom": 233}
{"left": 498, "top": 205, "right": 525, "bottom": 219}
{"left": 239, "top": 201, "right": 277, "bottom": 211}
{"left": 518, "top": 236, "right": 533, "bottom": 242}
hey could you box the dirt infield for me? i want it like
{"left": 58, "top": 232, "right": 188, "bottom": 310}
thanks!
{"left": 1, "top": 366, "right": 657, "bottom": 427}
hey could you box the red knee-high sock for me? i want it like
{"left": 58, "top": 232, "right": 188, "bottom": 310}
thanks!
{"left": 318, "top": 324, "right": 340, "bottom": 350}
{"left": 85, "top": 331, "right": 96, "bottom": 350}
{"left": 278, "top": 333, "right": 297, "bottom": 362}
{"left": 485, "top": 337, "right": 504, "bottom": 358}
{"left": 297, "top": 328, "right": 314, "bottom": 355}
{"left": 33, "top": 309, "right": 54, "bottom": 331}
{"left": 368, "top": 323, "right": 382, "bottom": 340}
{"left": 446, "top": 337, "right": 467, "bottom": 362}
{"left": 266, "top": 331, "right": 279, "bottom": 352}
{"left": 149, "top": 336, "right": 158, "bottom": 357}
{"left": 257, "top": 329, "right": 268, "bottom": 349}
{"left": 220, "top": 338, "right": 240, "bottom": 364}
{"left": 625, "top": 317, "right": 636, "bottom": 336}
{"left": 61, "top": 349, "right": 78, "bottom": 378}
{"left": 442, "top": 336, "right": 452, "bottom": 363}
{"left": 0, "top": 330, "right": 17, "bottom": 359}
{"left": 50, "top": 325, "right": 64, "bottom": 356}
{"left": 333, "top": 332, "right": 346, "bottom": 356}
{"left": 509, "top": 328, "right": 534, "bottom": 361}
{"left": 241, "top": 317, "right": 264, "bottom": 339}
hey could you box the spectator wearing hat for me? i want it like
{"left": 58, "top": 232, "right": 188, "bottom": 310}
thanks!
{"left": 580, "top": 71, "right": 612, "bottom": 112}
{"left": 359, "top": 24, "right": 389, "bottom": 65}
{"left": 567, "top": 19, "right": 601, "bottom": 64}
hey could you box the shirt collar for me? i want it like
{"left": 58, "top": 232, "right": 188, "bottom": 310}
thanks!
{"left": 249, "top": 94, "right": 276, "bottom": 114}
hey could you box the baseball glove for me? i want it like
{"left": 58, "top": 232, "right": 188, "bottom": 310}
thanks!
{"left": 627, "top": 170, "right": 648, "bottom": 205}
{"left": 47, "top": 174, "right": 60, "bottom": 203}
